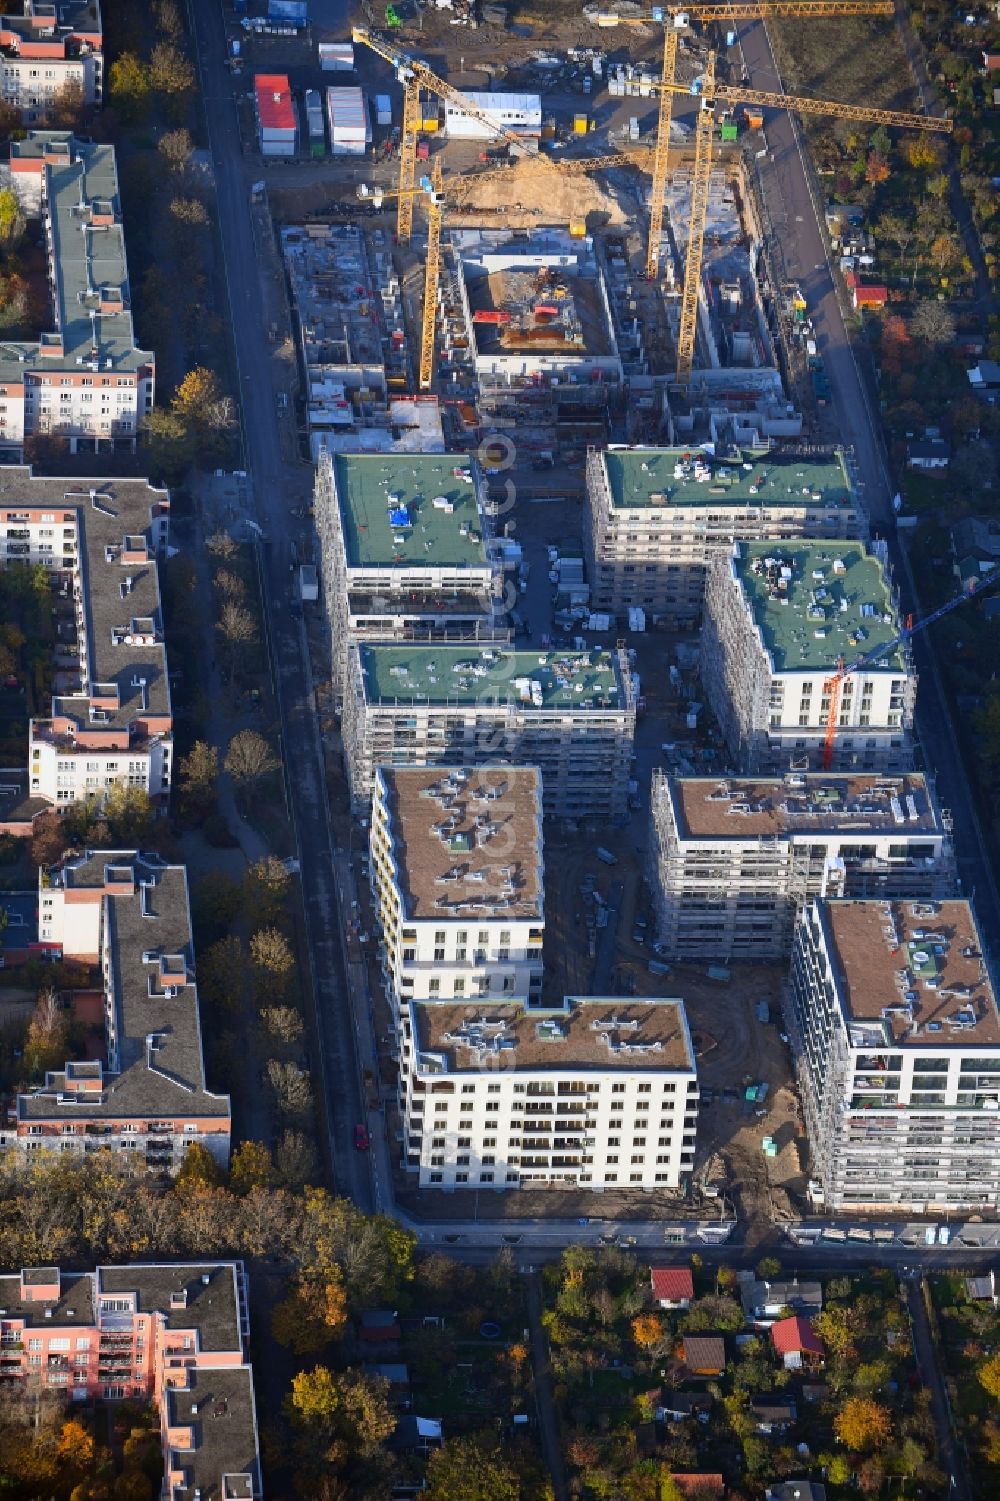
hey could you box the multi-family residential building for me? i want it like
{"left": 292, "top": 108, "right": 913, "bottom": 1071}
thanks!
{"left": 0, "top": 2, "right": 103, "bottom": 123}
{"left": 0, "top": 849, "right": 231, "bottom": 1169}
{"left": 0, "top": 132, "right": 154, "bottom": 456}
{"left": 584, "top": 446, "right": 865, "bottom": 623}
{"left": 315, "top": 449, "right": 502, "bottom": 695}
{"left": 787, "top": 897, "right": 1000, "bottom": 1213}
{"left": 701, "top": 540, "right": 916, "bottom": 773}
{"left": 398, "top": 994, "right": 698, "bottom": 1190}
{"left": 370, "top": 765, "right": 545, "bottom": 1017}
{"left": 0, "top": 1262, "right": 261, "bottom": 1496}
{"left": 649, "top": 770, "right": 955, "bottom": 960}
{"left": 343, "top": 643, "right": 636, "bottom": 819}
{"left": 0, "top": 467, "right": 173, "bottom": 808}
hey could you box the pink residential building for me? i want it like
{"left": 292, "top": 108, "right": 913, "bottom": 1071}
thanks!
{"left": 0, "top": 1262, "right": 261, "bottom": 1498}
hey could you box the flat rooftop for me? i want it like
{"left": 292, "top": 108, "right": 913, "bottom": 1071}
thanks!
{"left": 97, "top": 1263, "right": 242, "bottom": 1351}
{"left": 358, "top": 644, "right": 625, "bottom": 710}
{"left": 822, "top": 898, "right": 1000, "bottom": 1048}
{"left": 734, "top": 542, "right": 904, "bottom": 674}
{"left": 165, "top": 1366, "right": 260, "bottom": 1501}
{"left": 671, "top": 773, "right": 941, "bottom": 840}
{"left": 602, "top": 447, "right": 856, "bottom": 511}
{"left": 331, "top": 453, "right": 488, "bottom": 570}
{"left": 377, "top": 765, "right": 543, "bottom": 921}
{"left": 1, "top": 134, "right": 152, "bottom": 382}
{"left": 19, "top": 851, "right": 229, "bottom": 1123}
{"left": 0, "top": 1270, "right": 95, "bottom": 1327}
{"left": 0, "top": 468, "right": 172, "bottom": 729}
{"left": 411, "top": 996, "right": 695, "bottom": 1073}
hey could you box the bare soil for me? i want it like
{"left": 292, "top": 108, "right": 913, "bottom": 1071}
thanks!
{"left": 765, "top": 14, "right": 919, "bottom": 115}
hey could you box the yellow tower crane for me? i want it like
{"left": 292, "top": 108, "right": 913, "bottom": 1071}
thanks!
{"left": 353, "top": 26, "right": 546, "bottom": 245}
{"left": 593, "top": 3, "right": 896, "bottom": 282}
{"left": 668, "top": 64, "right": 952, "bottom": 382}
{"left": 359, "top": 150, "right": 656, "bottom": 393}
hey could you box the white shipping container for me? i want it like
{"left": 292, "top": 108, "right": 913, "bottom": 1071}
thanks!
{"left": 326, "top": 86, "right": 371, "bottom": 155}
{"left": 443, "top": 90, "right": 541, "bottom": 140}
{"left": 319, "top": 41, "right": 355, "bottom": 70}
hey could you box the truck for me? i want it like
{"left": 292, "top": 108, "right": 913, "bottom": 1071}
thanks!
{"left": 299, "top": 563, "right": 319, "bottom": 602}
{"left": 808, "top": 353, "right": 830, "bottom": 406}
{"left": 595, "top": 847, "right": 618, "bottom": 866}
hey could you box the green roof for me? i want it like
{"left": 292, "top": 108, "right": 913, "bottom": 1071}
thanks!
{"left": 334, "top": 454, "right": 489, "bottom": 569}
{"left": 603, "top": 447, "right": 856, "bottom": 511}
{"left": 359, "top": 644, "right": 624, "bottom": 709}
{"left": 735, "top": 542, "right": 904, "bottom": 673}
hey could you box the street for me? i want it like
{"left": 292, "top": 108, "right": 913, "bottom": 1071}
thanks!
{"left": 187, "top": 0, "right": 374, "bottom": 1212}
{"left": 740, "top": 16, "right": 1000, "bottom": 955}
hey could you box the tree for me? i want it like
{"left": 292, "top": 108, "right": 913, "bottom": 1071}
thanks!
{"left": 218, "top": 601, "right": 257, "bottom": 649}
{"left": 225, "top": 730, "right": 278, "bottom": 790}
{"left": 903, "top": 134, "right": 944, "bottom": 171}
{"left": 251, "top": 927, "right": 294, "bottom": 983}
{"left": 57, "top": 1418, "right": 96, "bottom": 1470}
{"left": 815, "top": 1305, "right": 860, "bottom": 1361}
{"left": 149, "top": 42, "right": 195, "bottom": 104}
{"left": 158, "top": 127, "right": 194, "bottom": 174}
{"left": 153, "top": 0, "right": 185, "bottom": 42}
{"left": 108, "top": 53, "right": 152, "bottom": 122}
{"left": 267, "top": 1059, "right": 313, "bottom": 1118}
{"left": 834, "top": 1396, "right": 892, "bottom": 1452}
{"left": 865, "top": 153, "right": 890, "bottom": 186}
{"left": 214, "top": 568, "right": 247, "bottom": 603}
{"left": 144, "top": 405, "right": 194, "bottom": 485}
{"left": 229, "top": 1140, "right": 274, "bottom": 1195}
{"left": 426, "top": 1436, "right": 520, "bottom": 1501}
{"left": 31, "top": 808, "right": 70, "bottom": 869}
{"left": 756, "top": 1257, "right": 781, "bottom": 1279}
{"left": 46, "top": 77, "right": 86, "bottom": 131}
{"left": 631, "top": 1313, "right": 663, "bottom": 1350}
{"left": 103, "top": 783, "right": 154, "bottom": 845}
{"left": 244, "top": 855, "right": 291, "bottom": 927}
{"left": 175, "top": 1141, "right": 223, "bottom": 1191}
{"left": 0, "top": 186, "right": 25, "bottom": 248}
{"left": 272, "top": 1288, "right": 334, "bottom": 1355}
{"left": 198, "top": 935, "right": 245, "bottom": 1012}
{"left": 978, "top": 1352, "right": 1000, "bottom": 1399}
{"left": 275, "top": 1129, "right": 319, "bottom": 1188}
{"left": 23, "top": 988, "right": 69, "bottom": 1078}
{"left": 174, "top": 367, "right": 234, "bottom": 435}
{"left": 911, "top": 299, "right": 956, "bottom": 347}
{"left": 170, "top": 196, "right": 209, "bottom": 227}
{"left": 179, "top": 740, "right": 219, "bottom": 803}
{"left": 206, "top": 530, "right": 238, "bottom": 561}
{"left": 192, "top": 870, "right": 241, "bottom": 942}
{"left": 929, "top": 230, "right": 961, "bottom": 274}
{"left": 260, "top": 1006, "right": 304, "bottom": 1043}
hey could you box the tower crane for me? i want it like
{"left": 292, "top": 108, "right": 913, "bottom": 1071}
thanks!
{"left": 358, "top": 149, "right": 656, "bottom": 392}
{"left": 594, "top": 2, "right": 895, "bottom": 282}
{"left": 821, "top": 566, "right": 1000, "bottom": 771}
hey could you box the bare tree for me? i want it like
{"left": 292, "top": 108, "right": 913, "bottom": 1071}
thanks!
{"left": 206, "top": 530, "right": 238, "bottom": 561}
{"left": 266, "top": 1059, "right": 314, "bottom": 1119}
{"left": 225, "top": 730, "right": 278, "bottom": 789}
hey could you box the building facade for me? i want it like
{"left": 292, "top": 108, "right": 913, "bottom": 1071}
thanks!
{"left": 0, "top": 468, "right": 173, "bottom": 808}
{"left": 0, "top": 134, "right": 154, "bottom": 456}
{"left": 701, "top": 541, "right": 916, "bottom": 773}
{"left": 787, "top": 897, "right": 1000, "bottom": 1214}
{"left": 343, "top": 643, "right": 636, "bottom": 819}
{"left": 315, "top": 449, "right": 502, "bottom": 696}
{"left": 649, "top": 770, "right": 955, "bottom": 960}
{"left": 398, "top": 995, "right": 699, "bottom": 1190}
{"left": 585, "top": 446, "right": 865, "bottom": 623}
{"left": 0, "top": 2, "right": 102, "bottom": 123}
{"left": 370, "top": 766, "right": 545, "bottom": 1017}
{"left": 0, "top": 850, "right": 231, "bottom": 1170}
{"left": 0, "top": 1262, "right": 261, "bottom": 1497}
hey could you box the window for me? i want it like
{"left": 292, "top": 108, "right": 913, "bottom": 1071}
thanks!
{"left": 480, "top": 1171, "right": 494, "bottom": 1182}
{"left": 430, "top": 1172, "right": 442, "bottom": 1183}
{"left": 637, "top": 1082, "right": 651, "bottom": 1093}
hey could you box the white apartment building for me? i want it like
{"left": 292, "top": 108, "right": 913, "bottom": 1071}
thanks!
{"left": 0, "top": 133, "right": 154, "bottom": 457}
{"left": 344, "top": 643, "right": 636, "bottom": 819}
{"left": 0, "top": 1, "right": 102, "bottom": 123}
{"left": 584, "top": 445, "right": 865, "bottom": 624}
{"left": 0, "top": 850, "right": 231, "bottom": 1170}
{"left": 650, "top": 770, "right": 955, "bottom": 960}
{"left": 399, "top": 995, "right": 699, "bottom": 1190}
{"left": 701, "top": 541, "right": 916, "bottom": 773}
{"left": 787, "top": 897, "right": 1000, "bottom": 1214}
{"left": 371, "top": 765, "right": 545, "bottom": 1019}
{"left": 0, "top": 467, "right": 173, "bottom": 808}
{"left": 315, "top": 449, "right": 502, "bottom": 695}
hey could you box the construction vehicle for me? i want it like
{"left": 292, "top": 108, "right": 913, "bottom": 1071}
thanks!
{"left": 821, "top": 565, "right": 1000, "bottom": 770}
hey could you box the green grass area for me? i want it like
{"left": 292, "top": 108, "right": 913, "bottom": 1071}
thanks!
{"left": 766, "top": 14, "right": 920, "bottom": 114}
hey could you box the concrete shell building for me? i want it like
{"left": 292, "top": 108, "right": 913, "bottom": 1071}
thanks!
{"left": 584, "top": 445, "right": 865, "bottom": 624}
{"left": 701, "top": 540, "right": 916, "bottom": 773}
{"left": 649, "top": 770, "right": 955, "bottom": 960}
{"left": 787, "top": 897, "right": 1000, "bottom": 1214}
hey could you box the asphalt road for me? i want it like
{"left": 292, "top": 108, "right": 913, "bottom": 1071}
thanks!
{"left": 188, "top": 0, "right": 374, "bottom": 1211}
{"left": 739, "top": 17, "right": 1000, "bottom": 955}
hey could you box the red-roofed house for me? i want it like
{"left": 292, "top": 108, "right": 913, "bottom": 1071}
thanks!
{"left": 650, "top": 1266, "right": 694, "bottom": 1310}
{"left": 672, "top": 1476, "right": 725, "bottom": 1498}
{"left": 255, "top": 74, "right": 297, "bottom": 157}
{"left": 771, "top": 1315, "right": 825, "bottom": 1371}
{"left": 844, "top": 270, "right": 888, "bottom": 311}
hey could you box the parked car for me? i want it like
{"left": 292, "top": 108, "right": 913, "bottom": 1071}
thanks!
{"left": 354, "top": 1124, "right": 370, "bottom": 1151}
